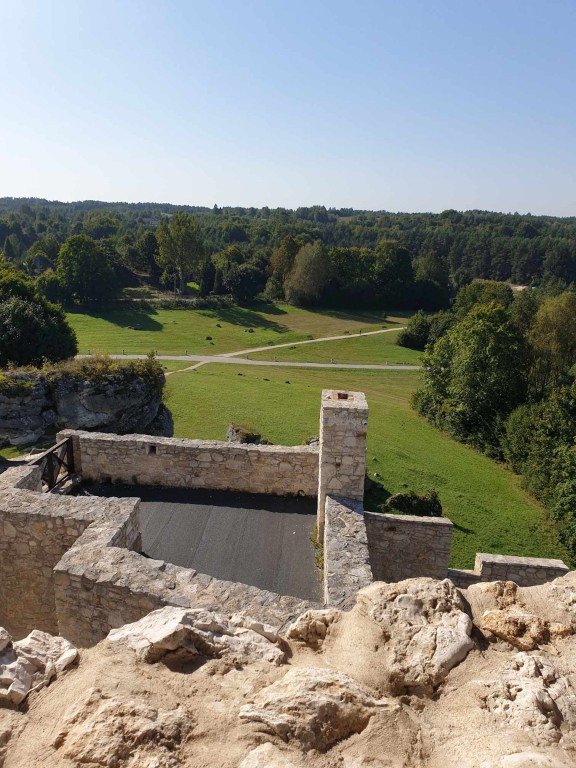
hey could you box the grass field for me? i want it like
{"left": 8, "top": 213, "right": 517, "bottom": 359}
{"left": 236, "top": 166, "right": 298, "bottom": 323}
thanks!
{"left": 248, "top": 329, "right": 422, "bottom": 365}
{"left": 66, "top": 303, "right": 409, "bottom": 356}
{"left": 165, "top": 365, "right": 562, "bottom": 568}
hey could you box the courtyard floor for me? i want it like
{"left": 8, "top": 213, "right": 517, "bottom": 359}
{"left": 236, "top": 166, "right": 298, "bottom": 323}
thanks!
{"left": 87, "top": 484, "right": 321, "bottom": 602}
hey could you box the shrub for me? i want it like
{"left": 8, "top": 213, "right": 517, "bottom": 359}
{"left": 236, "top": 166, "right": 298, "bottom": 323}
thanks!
{"left": 382, "top": 489, "right": 442, "bottom": 517}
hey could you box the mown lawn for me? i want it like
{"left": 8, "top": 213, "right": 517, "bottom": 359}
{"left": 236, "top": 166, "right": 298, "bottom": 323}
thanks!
{"left": 165, "top": 365, "right": 563, "bottom": 569}
{"left": 248, "top": 329, "right": 422, "bottom": 365}
{"left": 66, "top": 303, "right": 409, "bottom": 356}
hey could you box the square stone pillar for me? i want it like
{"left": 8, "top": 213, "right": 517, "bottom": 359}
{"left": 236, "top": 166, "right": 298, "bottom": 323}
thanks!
{"left": 317, "top": 390, "right": 368, "bottom": 537}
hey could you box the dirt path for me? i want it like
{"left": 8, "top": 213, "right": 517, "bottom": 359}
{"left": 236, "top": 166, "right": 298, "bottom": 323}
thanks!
{"left": 76, "top": 326, "right": 420, "bottom": 375}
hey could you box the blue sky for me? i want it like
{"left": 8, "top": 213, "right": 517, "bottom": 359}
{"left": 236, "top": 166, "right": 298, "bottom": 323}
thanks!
{"left": 1, "top": 0, "right": 575, "bottom": 214}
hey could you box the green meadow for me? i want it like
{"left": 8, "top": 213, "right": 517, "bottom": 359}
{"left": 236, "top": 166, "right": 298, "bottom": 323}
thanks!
{"left": 2, "top": 301, "right": 562, "bottom": 572}
{"left": 66, "top": 303, "right": 409, "bottom": 356}
{"left": 165, "top": 364, "right": 562, "bottom": 569}
{"left": 248, "top": 329, "right": 422, "bottom": 365}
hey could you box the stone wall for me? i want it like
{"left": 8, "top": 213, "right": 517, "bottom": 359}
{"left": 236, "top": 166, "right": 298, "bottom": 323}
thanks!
{"left": 0, "top": 486, "right": 103, "bottom": 637}
{"left": 0, "top": 463, "right": 314, "bottom": 647}
{"left": 323, "top": 496, "right": 372, "bottom": 609}
{"left": 317, "top": 390, "right": 367, "bottom": 536}
{"left": 364, "top": 511, "right": 453, "bottom": 582}
{"left": 59, "top": 430, "right": 319, "bottom": 497}
{"left": 472, "top": 552, "right": 569, "bottom": 586}
{"left": 0, "top": 465, "right": 42, "bottom": 493}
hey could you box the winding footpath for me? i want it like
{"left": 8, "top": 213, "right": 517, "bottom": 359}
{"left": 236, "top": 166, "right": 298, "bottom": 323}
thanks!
{"left": 77, "top": 326, "right": 422, "bottom": 375}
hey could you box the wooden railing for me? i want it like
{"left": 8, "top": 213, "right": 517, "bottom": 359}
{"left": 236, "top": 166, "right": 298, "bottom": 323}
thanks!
{"left": 28, "top": 437, "right": 75, "bottom": 492}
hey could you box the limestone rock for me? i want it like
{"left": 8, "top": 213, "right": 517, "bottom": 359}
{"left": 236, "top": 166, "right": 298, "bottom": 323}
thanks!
{"left": 0, "top": 376, "right": 51, "bottom": 447}
{"left": 51, "top": 372, "right": 164, "bottom": 434}
{"left": 239, "top": 743, "right": 305, "bottom": 767}
{"left": 482, "top": 753, "right": 575, "bottom": 768}
{"left": 0, "top": 630, "right": 10, "bottom": 654}
{"left": 285, "top": 609, "right": 340, "bottom": 650}
{"left": 54, "top": 687, "right": 187, "bottom": 767}
{"left": 239, "top": 667, "right": 389, "bottom": 751}
{"left": 322, "top": 579, "right": 474, "bottom": 695}
{"left": 107, "top": 606, "right": 285, "bottom": 665}
{"left": 0, "top": 628, "right": 78, "bottom": 706}
{"left": 226, "top": 424, "right": 270, "bottom": 445}
{"left": 0, "top": 367, "right": 167, "bottom": 446}
{"left": 483, "top": 653, "right": 576, "bottom": 747}
{"left": 482, "top": 608, "right": 570, "bottom": 650}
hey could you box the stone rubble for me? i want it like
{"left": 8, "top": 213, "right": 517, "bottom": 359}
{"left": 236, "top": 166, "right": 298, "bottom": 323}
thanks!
{"left": 285, "top": 608, "right": 340, "bottom": 650}
{"left": 0, "top": 628, "right": 77, "bottom": 706}
{"left": 107, "top": 605, "right": 286, "bottom": 665}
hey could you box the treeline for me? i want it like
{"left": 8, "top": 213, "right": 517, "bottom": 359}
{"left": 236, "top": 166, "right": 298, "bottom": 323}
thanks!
{"left": 1, "top": 199, "right": 576, "bottom": 310}
{"left": 403, "top": 281, "right": 576, "bottom": 563}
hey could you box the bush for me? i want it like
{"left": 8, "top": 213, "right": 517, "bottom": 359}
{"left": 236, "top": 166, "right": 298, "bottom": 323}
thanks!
{"left": 397, "top": 310, "right": 456, "bottom": 351}
{"left": 382, "top": 489, "right": 442, "bottom": 517}
{"left": 397, "top": 311, "right": 430, "bottom": 350}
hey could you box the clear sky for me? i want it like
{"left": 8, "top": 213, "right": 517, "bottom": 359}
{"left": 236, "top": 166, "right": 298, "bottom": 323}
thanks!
{"left": 1, "top": 0, "right": 575, "bottom": 214}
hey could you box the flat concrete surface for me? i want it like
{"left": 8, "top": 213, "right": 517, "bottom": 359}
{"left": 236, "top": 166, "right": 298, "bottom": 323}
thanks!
{"left": 87, "top": 484, "right": 321, "bottom": 602}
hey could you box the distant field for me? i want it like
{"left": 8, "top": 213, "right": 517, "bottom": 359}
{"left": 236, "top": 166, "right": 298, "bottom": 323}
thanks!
{"left": 165, "top": 365, "right": 562, "bottom": 569}
{"left": 66, "top": 303, "right": 409, "bottom": 356}
{"left": 247, "top": 329, "right": 422, "bottom": 365}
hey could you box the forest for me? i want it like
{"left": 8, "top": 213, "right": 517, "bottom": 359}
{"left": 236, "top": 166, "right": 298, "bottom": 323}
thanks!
{"left": 0, "top": 198, "right": 575, "bottom": 313}
{"left": 401, "top": 281, "right": 576, "bottom": 564}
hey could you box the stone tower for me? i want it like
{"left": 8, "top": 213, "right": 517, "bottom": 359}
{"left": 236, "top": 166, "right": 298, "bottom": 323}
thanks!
{"left": 317, "top": 389, "right": 368, "bottom": 536}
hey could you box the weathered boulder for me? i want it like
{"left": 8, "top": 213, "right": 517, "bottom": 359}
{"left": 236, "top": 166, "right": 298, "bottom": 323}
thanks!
{"left": 481, "top": 608, "right": 570, "bottom": 651}
{"left": 239, "top": 743, "right": 305, "bottom": 768}
{"left": 465, "top": 580, "right": 574, "bottom": 650}
{"left": 285, "top": 609, "right": 340, "bottom": 650}
{"left": 239, "top": 667, "right": 389, "bottom": 751}
{"left": 0, "top": 628, "right": 78, "bottom": 706}
{"left": 483, "top": 653, "right": 576, "bottom": 747}
{"left": 107, "top": 606, "right": 285, "bottom": 665}
{"left": 226, "top": 423, "right": 271, "bottom": 445}
{"left": 53, "top": 687, "right": 187, "bottom": 767}
{"left": 321, "top": 579, "right": 474, "bottom": 695}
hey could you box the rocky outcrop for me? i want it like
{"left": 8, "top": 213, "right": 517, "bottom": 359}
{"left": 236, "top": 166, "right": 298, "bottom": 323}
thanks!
{"left": 482, "top": 608, "right": 570, "bottom": 651}
{"left": 0, "top": 628, "right": 77, "bottom": 706}
{"left": 285, "top": 609, "right": 339, "bottom": 650}
{"left": 53, "top": 688, "right": 188, "bottom": 767}
{"left": 3, "top": 575, "right": 576, "bottom": 767}
{"left": 483, "top": 653, "right": 576, "bottom": 747}
{"left": 0, "top": 375, "right": 54, "bottom": 446}
{"left": 482, "top": 755, "right": 575, "bottom": 768}
{"left": 321, "top": 578, "right": 475, "bottom": 695}
{"left": 50, "top": 372, "right": 163, "bottom": 434}
{"left": 0, "top": 364, "right": 169, "bottom": 447}
{"left": 465, "top": 580, "right": 575, "bottom": 650}
{"left": 226, "top": 423, "right": 271, "bottom": 445}
{"left": 239, "top": 667, "right": 389, "bottom": 751}
{"left": 107, "top": 606, "right": 286, "bottom": 666}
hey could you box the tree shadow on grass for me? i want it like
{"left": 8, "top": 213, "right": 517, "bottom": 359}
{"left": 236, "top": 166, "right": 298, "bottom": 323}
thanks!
{"left": 68, "top": 305, "right": 163, "bottom": 332}
{"left": 200, "top": 305, "right": 288, "bottom": 334}
{"left": 305, "top": 307, "right": 412, "bottom": 325}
